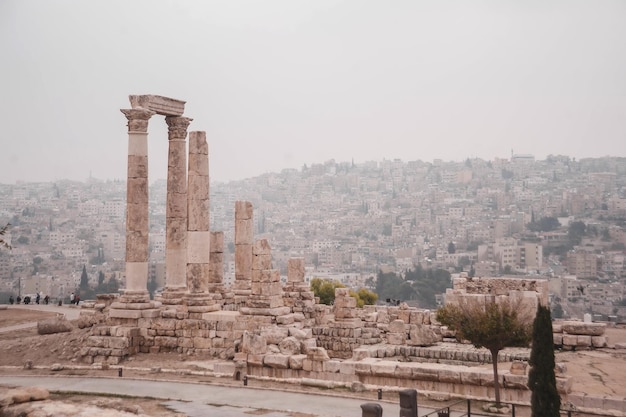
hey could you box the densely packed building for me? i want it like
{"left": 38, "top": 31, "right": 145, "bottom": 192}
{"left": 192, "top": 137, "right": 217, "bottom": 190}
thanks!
{"left": 1, "top": 155, "right": 626, "bottom": 318}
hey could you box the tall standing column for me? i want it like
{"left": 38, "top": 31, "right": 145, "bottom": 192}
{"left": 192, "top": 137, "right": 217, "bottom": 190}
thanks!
{"left": 233, "top": 201, "right": 253, "bottom": 306}
{"left": 186, "top": 131, "right": 210, "bottom": 294}
{"left": 185, "top": 131, "right": 221, "bottom": 315}
{"left": 120, "top": 108, "right": 155, "bottom": 300}
{"left": 162, "top": 116, "right": 192, "bottom": 305}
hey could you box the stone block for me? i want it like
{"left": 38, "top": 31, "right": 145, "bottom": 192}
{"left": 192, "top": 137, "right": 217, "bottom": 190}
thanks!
{"left": 235, "top": 200, "right": 253, "bottom": 220}
{"left": 591, "top": 336, "right": 607, "bottom": 348}
{"left": 561, "top": 321, "right": 606, "bottom": 336}
{"left": 129, "top": 94, "right": 185, "bottom": 116}
{"left": 288, "top": 354, "right": 306, "bottom": 370}
{"left": 370, "top": 361, "right": 397, "bottom": 377}
{"left": 264, "top": 354, "right": 290, "bottom": 369}
{"left": 108, "top": 309, "right": 142, "bottom": 319}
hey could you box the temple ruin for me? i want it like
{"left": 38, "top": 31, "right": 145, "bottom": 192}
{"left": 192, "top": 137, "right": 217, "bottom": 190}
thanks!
{"left": 78, "top": 95, "right": 618, "bottom": 411}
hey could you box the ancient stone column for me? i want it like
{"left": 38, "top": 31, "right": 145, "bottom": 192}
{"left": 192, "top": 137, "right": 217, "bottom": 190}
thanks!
{"left": 120, "top": 108, "right": 155, "bottom": 300}
{"left": 186, "top": 131, "right": 210, "bottom": 294}
{"left": 162, "top": 116, "right": 192, "bottom": 304}
{"left": 184, "top": 131, "right": 220, "bottom": 315}
{"left": 287, "top": 258, "right": 305, "bottom": 283}
{"left": 233, "top": 201, "right": 253, "bottom": 305}
{"left": 209, "top": 231, "right": 227, "bottom": 295}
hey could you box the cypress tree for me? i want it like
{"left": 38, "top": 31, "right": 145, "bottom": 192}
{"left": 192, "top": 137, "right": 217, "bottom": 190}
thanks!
{"left": 529, "top": 304, "right": 561, "bottom": 417}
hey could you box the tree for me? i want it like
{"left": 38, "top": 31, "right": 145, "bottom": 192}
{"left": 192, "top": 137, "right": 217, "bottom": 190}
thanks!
{"left": 310, "top": 278, "right": 345, "bottom": 305}
{"left": 447, "top": 242, "right": 456, "bottom": 254}
{"left": 436, "top": 298, "right": 532, "bottom": 407}
{"left": 0, "top": 223, "right": 11, "bottom": 250}
{"left": 529, "top": 304, "right": 560, "bottom": 417}
{"left": 351, "top": 288, "right": 378, "bottom": 307}
{"left": 79, "top": 265, "right": 89, "bottom": 291}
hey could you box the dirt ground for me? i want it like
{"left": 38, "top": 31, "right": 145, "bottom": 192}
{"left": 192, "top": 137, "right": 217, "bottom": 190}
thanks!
{"left": 1, "top": 309, "right": 626, "bottom": 415}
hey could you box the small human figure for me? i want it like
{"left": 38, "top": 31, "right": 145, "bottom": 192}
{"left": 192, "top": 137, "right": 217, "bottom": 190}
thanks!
{"left": 16, "top": 295, "right": 21, "bottom": 304}
{"left": 70, "top": 292, "right": 75, "bottom": 305}
{"left": 36, "top": 293, "right": 40, "bottom": 304}
{"left": 75, "top": 294, "right": 80, "bottom": 305}
{"left": 44, "top": 295, "right": 49, "bottom": 305}
{"left": 24, "top": 295, "right": 31, "bottom": 305}
{"left": 9, "top": 295, "right": 14, "bottom": 305}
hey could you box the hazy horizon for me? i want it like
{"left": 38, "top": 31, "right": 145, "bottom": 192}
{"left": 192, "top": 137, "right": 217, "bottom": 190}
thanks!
{"left": 1, "top": 1, "right": 625, "bottom": 185}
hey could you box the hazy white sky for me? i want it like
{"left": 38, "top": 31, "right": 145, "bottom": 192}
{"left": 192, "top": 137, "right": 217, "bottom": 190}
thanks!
{"left": 1, "top": 1, "right": 625, "bottom": 184}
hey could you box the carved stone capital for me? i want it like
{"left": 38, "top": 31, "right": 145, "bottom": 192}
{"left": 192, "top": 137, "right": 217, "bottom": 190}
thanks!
{"left": 121, "top": 108, "right": 155, "bottom": 133}
{"left": 166, "top": 116, "right": 193, "bottom": 140}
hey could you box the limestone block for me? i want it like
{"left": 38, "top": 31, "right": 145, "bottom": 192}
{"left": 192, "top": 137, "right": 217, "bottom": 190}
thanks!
{"left": 387, "top": 333, "right": 405, "bottom": 345}
{"left": 252, "top": 253, "right": 272, "bottom": 271}
{"left": 109, "top": 309, "right": 143, "bottom": 319}
{"left": 289, "top": 327, "right": 310, "bottom": 339}
{"left": 352, "top": 348, "right": 371, "bottom": 361}
{"left": 552, "top": 323, "right": 562, "bottom": 333}
{"left": 235, "top": 219, "right": 254, "bottom": 244}
{"left": 503, "top": 374, "right": 528, "bottom": 390}
{"left": 127, "top": 178, "right": 149, "bottom": 204}
{"left": 210, "top": 231, "right": 224, "bottom": 252}
{"left": 411, "top": 364, "right": 439, "bottom": 381}
{"left": 460, "top": 370, "right": 483, "bottom": 386}
{"left": 322, "top": 360, "right": 341, "bottom": 373}
{"left": 188, "top": 199, "right": 210, "bottom": 231}
{"left": 408, "top": 325, "right": 441, "bottom": 346}
{"left": 241, "top": 331, "right": 267, "bottom": 355}
{"left": 127, "top": 155, "right": 148, "bottom": 178}
{"left": 355, "top": 361, "right": 373, "bottom": 375}
{"left": 553, "top": 334, "right": 563, "bottom": 346}
{"left": 603, "top": 397, "right": 626, "bottom": 413}
{"left": 167, "top": 192, "right": 188, "bottom": 219}
{"left": 193, "top": 337, "right": 211, "bottom": 349}
{"left": 289, "top": 354, "right": 307, "bottom": 370}
{"left": 370, "top": 361, "right": 397, "bottom": 377}
{"left": 279, "top": 336, "right": 301, "bottom": 355}
{"left": 287, "top": 258, "right": 305, "bottom": 282}
{"left": 334, "top": 295, "right": 357, "bottom": 309}
{"left": 510, "top": 361, "right": 527, "bottom": 375}
{"left": 188, "top": 154, "right": 209, "bottom": 179}
{"left": 235, "top": 200, "right": 253, "bottom": 220}
{"left": 126, "top": 230, "right": 149, "bottom": 262}
{"left": 562, "top": 334, "right": 578, "bottom": 346}
{"left": 556, "top": 376, "right": 573, "bottom": 394}
{"left": 583, "top": 395, "right": 605, "bottom": 409}
{"left": 262, "top": 327, "right": 289, "bottom": 344}
{"left": 2, "top": 387, "right": 50, "bottom": 405}
{"left": 235, "top": 244, "right": 253, "bottom": 274}
{"left": 389, "top": 319, "right": 406, "bottom": 333}
{"left": 591, "top": 336, "right": 607, "bottom": 348}
{"left": 155, "top": 336, "right": 178, "bottom": 348}
{"left": 438, "top": 367, "right": 461, "bottom": 384}
{"left": 129, "top": 94, "right": 185, "bottom": 116}
{"left": 253, "top": 239, "right": 271, "bottom": 255}
{"left": 561, "top": 321, "right": 606, "bottom": 336}
{"left": 247, "top": 354, "right": 264, "bottom": 367}
{"left": 187, "top": 263, "right": 209, "bottom": 293}
{"left": 307, "top": 347, "right": 330, "bottom": 361}
{"left": 276, "top": 314, "right": 295, "bottom": 325}
{"left": 576, "top": 335, "right": 592, "bottom": 348}
{"left": 300, "top": 338, "right": 317, "bottom": 353}
{"left": 264, "top": 354, "right": 290, "bottom": 369}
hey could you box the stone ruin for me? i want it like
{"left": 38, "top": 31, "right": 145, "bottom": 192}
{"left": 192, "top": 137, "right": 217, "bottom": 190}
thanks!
{"left": 77, "top": 95, "right": 618, "bottom": 411}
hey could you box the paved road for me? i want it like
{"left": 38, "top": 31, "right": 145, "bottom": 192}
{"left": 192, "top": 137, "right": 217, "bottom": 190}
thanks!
{"left": 0, "top": 376, "right": 413, "bottom": 417}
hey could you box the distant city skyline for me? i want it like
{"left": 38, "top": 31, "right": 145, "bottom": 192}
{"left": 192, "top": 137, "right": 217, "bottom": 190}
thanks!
{"left": 1, "top": 1, "right": 625, "bottom": 185}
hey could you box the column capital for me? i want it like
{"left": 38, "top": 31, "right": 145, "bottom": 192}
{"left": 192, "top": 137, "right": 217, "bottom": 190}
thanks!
{"left": 121, "top": 108, "right": 156, "bottom": 133}
{"left": 166, "top": 116, "right": 193, "bottom": 141}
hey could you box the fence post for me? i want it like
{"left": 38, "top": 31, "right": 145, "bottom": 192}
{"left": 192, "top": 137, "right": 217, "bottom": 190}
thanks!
{"left": 467, "top": 399, "right": 471, "bottom": 417}
{"left": 512, "top": 404, "right": 516, "bottom": 417}
{"left": 399, "top": 389, "right": 417, "bottom": 417}
{"left": 361, "top": 403, "right": 383, "bottom": 417}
